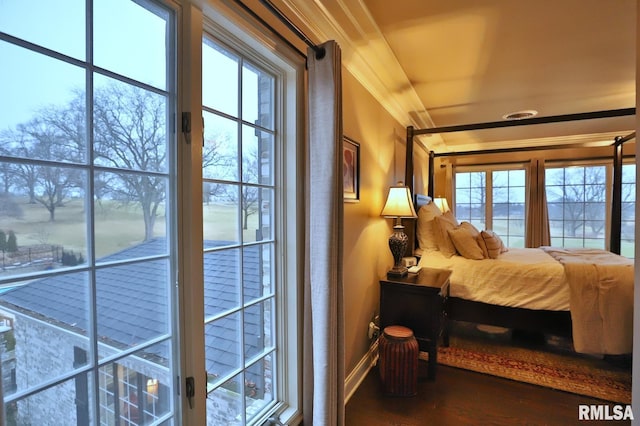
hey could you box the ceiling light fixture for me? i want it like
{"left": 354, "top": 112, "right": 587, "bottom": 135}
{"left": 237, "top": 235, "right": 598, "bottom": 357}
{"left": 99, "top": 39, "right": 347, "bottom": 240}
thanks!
{"left": 502, "top": 110, "right": 538, "bottom": 120}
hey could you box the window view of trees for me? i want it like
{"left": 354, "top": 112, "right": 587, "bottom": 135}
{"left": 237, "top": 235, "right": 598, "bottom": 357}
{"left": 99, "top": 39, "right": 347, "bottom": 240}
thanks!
{"left": 0, "top": 1, "right": 182, "bottom": 424}
{"left": 455, "top": 171, "right": 486, "bottom": 230}
{"left": 454, "top": 168, "right": 526, "bottom": 247}
{"left": 455, "top": 162, "right": 635, "bottom": 256}
{"left": 546, "top": 165, "right": 607, "bottom": 248}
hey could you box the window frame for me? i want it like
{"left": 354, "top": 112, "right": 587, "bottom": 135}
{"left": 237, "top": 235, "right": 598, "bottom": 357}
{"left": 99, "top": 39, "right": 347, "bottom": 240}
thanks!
{"left": 453, "top": 163, "right": 527, "bottom": 247}
{"left": 0, "top": 0, "right": 180, "bottom": 424}
{"left": 180, "top": 6, "right": 305, "bottom": 425}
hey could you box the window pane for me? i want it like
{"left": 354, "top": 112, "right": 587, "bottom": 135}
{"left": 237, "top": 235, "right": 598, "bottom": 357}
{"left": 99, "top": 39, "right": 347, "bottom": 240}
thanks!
{"left": 455, "top": 171, "right": 485, "bottom": 226}
{"left": 242, "top": 63, "right": 275, "bottom": 130}
{"left": 493, "top": 219, "right": 508, "bottom": 235}
{"left": 93, "top": 76, "right": 168, "bottom": 173}
{"left": 0, "top": 43, "right": 86, "bottom": 161}
{"left": 96, "top": 260, "right": 170, "bottom": 356}
{"left": 6, "top": 374, "right": 94, "bottom": 425}
{"left": 0, "top": 272, "right": 90, "bottom": 395}
{"left": 243, "top": 244, "right": 274, "bottom": 304}
{"left": 547, "top": 165, "right": 607, "bottom": 249}
{"left": 203, "top": 39, "right": 239, "bottom": 116}
{"left": 0, "top": 1, "right": 85, "bottom": 60}
{"left": 203, "top": 112, "right": 239, "bottom": 181}
{"left": 204, "top": 183, "right": 241, "bottom": 245}
{"left": 94, "top": 0, "right": 169, "bottom": 90}
{"left": 204, "top": 247, "right": 241, "bottom": 317}
{"left": 242, "top": 126, "right": 274, "bottom": 185}
{"left": 242, "top": 186, "right": 269, "bottom": 243}
{"left": 207, "top": 374, "right": 243, "bottom": 424}
{"left": 244, "top": 300, "right": 273, "bottom": 361}
{"left": 547, "top": 202, "right": 563, "bottom": 221}
{"left": 99, "top": 343, "right": 172, "bottom": 425}
{"left": 95, "top": 171, "right": 168, "bottom": 259}
{"left": 206, "top": 312, "right": 242, "bottom": 389}
{"left": 455, "top": 187, "right": 471, "bottom": 204}
{"left": 0, "top": 164, "right": 88, "bottom": 278}
{"left": 492, "top": 170, "right": 508, "bottom": 187}
{"left": 245, "top": 354, "right": 275, "bottom": 423}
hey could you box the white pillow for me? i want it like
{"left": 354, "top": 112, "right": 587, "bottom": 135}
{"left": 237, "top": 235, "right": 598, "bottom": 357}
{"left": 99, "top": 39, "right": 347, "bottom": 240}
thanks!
{"left": 416, "top": 201, "right": 442, "bottom": 251}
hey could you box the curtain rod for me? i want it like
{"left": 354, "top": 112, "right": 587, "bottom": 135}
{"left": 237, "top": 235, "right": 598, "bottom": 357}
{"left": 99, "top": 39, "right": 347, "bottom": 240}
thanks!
{"left": 229, "top": 0, "right": 306, "bottom": 58}
{"left": 258, "top": 0, "right": 326, "bottom": 59}
{"left": 411, "top": 108, "right": 635, "bottom": 136}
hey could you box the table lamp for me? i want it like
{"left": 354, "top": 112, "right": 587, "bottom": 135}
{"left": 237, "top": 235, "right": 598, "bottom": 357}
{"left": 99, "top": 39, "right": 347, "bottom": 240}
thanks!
{"left": 433, "top": 197, "right": 450, "bottom": 213}
{"left": 381, "top": 182, "right": 418, "bottom": 277}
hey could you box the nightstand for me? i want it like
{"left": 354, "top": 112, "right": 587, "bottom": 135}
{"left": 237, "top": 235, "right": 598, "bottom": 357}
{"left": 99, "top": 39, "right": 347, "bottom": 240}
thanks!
{"left": 379, "top": 267, "right": 451, "bottom": 380}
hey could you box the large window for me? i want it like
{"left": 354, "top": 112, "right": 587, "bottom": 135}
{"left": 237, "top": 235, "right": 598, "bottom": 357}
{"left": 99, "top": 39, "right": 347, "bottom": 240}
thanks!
{"left": 200, "top": 26, "right": 301, "bottom": 424}
{"left": 545, "top": 164, "right": 607, "bottom": 248}
{"left": 546, "top": 162, "right": 636, "bottom": 256}
{"left": 455, "top": 167, "right": 526, "bottom": 247}
{"left": 2, "top": 2, "right": 301, "bottom": 425}
{"left": 0, "top": 1, "right": 177, "bottom": 424}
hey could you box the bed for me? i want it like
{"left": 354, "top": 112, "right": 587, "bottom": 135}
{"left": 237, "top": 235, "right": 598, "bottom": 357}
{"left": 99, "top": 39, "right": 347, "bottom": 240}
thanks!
{"left": 413, "top": 194, "right": 634, "bottom": 356}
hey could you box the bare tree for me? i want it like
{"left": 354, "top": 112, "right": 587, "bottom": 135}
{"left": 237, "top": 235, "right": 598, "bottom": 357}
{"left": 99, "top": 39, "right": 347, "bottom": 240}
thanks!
{"left": 92, "top": 83, "right": 168, "bottom": 240}
{"left": 546, "top": 166, "right": 606, "bottom": 238}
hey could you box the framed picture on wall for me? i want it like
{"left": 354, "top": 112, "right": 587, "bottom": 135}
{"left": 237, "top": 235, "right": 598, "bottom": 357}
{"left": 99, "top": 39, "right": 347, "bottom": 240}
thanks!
{"left": 343, "top": 136, "right": 360, "bottom": 202}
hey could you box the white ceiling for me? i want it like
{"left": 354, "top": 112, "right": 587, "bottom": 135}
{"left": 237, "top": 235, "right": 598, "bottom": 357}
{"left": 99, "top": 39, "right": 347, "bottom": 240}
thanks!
{"left": 276, "top": 0, "right": 636, "bottom": 153}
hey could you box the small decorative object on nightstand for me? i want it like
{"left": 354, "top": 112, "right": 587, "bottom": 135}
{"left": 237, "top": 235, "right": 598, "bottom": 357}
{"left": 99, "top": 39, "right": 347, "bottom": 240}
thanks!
{"left": 380, "top": 182, "right": 418, "bottom": 277}
{"left": 379, "top": 267, "right": 451, "bottom": 380}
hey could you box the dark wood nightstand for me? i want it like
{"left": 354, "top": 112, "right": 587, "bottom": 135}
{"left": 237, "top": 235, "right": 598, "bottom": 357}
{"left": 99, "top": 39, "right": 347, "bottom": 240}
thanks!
{"left": 379, "top": 267, "right": 451, "bottom": 380}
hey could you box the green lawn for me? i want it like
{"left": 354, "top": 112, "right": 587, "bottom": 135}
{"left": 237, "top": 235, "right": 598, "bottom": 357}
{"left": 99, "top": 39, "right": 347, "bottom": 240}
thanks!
{"left": 0, "top": 197, "right": 258, "bottom": 261}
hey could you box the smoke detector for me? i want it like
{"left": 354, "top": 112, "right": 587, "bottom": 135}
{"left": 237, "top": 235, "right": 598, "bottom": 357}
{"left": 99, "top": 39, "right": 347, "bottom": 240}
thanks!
{"left": 502, "top": 110, "right": 538, "bottom": 120}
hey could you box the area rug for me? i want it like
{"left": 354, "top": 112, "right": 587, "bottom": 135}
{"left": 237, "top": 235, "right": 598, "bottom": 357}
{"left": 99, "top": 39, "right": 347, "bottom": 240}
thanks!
{"left": 433, "top": 322, "right": 632, "bottom": 404}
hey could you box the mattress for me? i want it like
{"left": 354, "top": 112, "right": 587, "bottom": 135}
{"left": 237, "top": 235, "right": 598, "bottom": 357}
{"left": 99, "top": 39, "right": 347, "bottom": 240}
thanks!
{"left": 417, "top": 247, "right": 570, "bottom": 311}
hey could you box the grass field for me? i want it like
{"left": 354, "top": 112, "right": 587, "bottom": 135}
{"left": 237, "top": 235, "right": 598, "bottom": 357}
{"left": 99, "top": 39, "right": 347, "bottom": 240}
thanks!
{"left": 0, "top": 197, "right": 259, "bottom": 262}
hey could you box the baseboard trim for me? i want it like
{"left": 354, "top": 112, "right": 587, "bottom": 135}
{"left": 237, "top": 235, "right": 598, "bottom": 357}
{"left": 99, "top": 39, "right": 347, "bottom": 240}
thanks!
{"left": 344, "top": 340, "right": 378, "bottom": 403}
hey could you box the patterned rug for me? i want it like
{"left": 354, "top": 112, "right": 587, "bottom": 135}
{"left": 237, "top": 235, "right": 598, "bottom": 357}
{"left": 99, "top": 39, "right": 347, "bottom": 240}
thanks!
{"left": 434, "top": 322, "right": 632, "bottom": 403}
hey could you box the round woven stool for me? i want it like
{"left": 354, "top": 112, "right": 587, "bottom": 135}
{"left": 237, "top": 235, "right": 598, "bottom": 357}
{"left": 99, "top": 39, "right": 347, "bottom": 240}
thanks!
{"left": 378, "top": 325, "right": 418, "bottom": 397}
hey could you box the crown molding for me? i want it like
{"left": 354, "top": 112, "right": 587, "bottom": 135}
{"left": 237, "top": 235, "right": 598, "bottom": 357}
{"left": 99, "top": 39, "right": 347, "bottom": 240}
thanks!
{"left": 277, "top": 0, "right": 439, "bottom": 139}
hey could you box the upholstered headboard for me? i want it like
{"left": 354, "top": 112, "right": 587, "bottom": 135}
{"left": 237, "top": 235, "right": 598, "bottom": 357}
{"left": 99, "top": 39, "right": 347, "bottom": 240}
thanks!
{"left": 405, "top": 194, "right": 431, "bottom": 255}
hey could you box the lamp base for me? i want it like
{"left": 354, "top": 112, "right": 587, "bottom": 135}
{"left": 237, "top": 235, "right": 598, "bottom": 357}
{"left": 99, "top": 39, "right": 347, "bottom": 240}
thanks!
{"left": 387, "top": 223, "right": 409, "bottom": 278}
{"left": 387, "top": 266, "right": 408, "bottom": 278}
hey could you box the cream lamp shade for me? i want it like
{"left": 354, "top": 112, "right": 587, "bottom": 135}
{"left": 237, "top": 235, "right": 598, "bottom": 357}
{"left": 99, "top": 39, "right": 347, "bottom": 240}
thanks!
{"left": 433, "top": 197, "right": 450, "bottom": 213}
{"left": 381, "top": 183, "right": 418, "bottom": 219}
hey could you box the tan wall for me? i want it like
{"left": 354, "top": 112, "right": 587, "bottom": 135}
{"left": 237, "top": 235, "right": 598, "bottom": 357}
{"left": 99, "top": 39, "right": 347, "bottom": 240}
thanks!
{"left": 342, "top": 71, "right": 406, "bottom": 374}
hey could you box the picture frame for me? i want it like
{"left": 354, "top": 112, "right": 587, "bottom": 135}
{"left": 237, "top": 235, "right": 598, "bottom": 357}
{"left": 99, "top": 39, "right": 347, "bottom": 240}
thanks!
{"left": 343, "top": 136, "right": 360, "bottom": 202}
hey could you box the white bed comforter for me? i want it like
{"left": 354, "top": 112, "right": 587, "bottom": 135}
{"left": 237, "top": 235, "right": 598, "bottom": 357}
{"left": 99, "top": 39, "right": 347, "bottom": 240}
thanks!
{"left": 418, "top": 248, "right": 570, "bottom": 311}
{"left": 541, "top": 247, "right": 634, "bottom": 355}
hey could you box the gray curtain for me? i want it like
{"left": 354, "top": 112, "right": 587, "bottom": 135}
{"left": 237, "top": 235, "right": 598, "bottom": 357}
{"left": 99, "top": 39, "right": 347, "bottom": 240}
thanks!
{"left": 303, "top": 40, "right": 345, "bottom": 426}
{"left": 526, "top": 159, "right": 551, "bottom": 247}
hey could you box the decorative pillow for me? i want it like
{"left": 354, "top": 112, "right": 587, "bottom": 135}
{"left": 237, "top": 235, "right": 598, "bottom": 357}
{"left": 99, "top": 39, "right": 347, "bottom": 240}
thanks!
{"left": 476, "top": 234, "right": 489, "bottom": 258}
{"left": 433, "top": 212, "right": 459, "bottom": 257}
{"left": 481, "top": 230, "right": 508, "bottom": 259}
{"left": 416, "top": 200, "right": 442, "bottom": 251}
{"left": 448, "top": 222, "right": 485, "bottom": 260}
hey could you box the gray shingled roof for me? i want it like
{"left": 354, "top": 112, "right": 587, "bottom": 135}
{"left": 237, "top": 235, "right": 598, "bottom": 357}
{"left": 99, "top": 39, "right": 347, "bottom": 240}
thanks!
{"left": 0, "top": 239, "right": 264, "bottom": 384}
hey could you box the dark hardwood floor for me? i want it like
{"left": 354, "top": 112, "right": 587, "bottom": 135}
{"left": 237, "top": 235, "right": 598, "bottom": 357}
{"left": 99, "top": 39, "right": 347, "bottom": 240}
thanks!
{"left": 346, "top": 361, "right": 630, "bottom": 426}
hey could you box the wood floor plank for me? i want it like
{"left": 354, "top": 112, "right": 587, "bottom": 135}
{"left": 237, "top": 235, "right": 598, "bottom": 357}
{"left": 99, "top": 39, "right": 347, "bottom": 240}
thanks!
{"left": 345, "top": 362, "right": 631, "bottom": 425}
